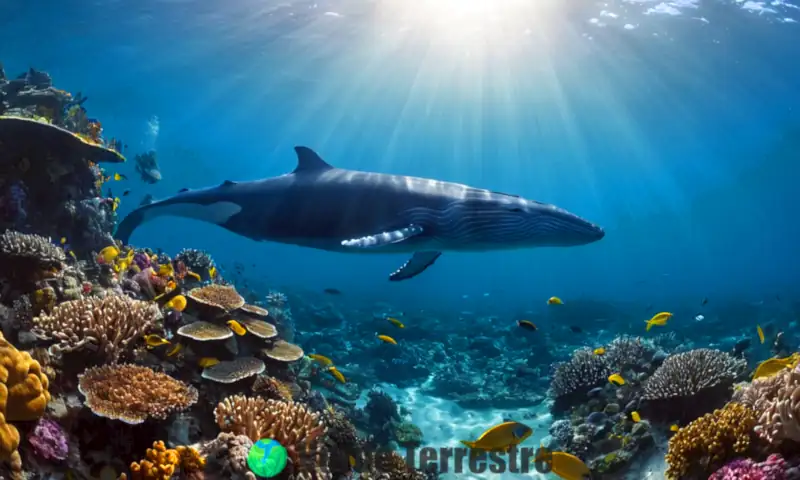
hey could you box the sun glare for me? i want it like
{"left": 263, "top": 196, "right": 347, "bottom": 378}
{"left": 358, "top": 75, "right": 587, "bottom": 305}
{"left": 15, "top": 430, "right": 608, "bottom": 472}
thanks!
{"left": 374, "top": 0, "right": 558, "bottom": 49}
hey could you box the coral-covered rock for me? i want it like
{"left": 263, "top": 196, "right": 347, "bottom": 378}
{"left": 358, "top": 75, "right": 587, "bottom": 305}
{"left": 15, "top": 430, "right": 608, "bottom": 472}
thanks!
{"left": 27, "top": 418, "right": 68, "bottom": 462}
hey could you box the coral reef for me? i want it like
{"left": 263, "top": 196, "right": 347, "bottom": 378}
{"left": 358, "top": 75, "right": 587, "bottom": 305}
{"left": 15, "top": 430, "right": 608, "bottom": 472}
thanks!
{"left": 550, "top": 347, "right": 612, "bottom": 409}
{"left": 734, "top": 363, "right": 800, "bottom": 447}
{"left": 709, "top": 454, "right": 788, "bottom": 480}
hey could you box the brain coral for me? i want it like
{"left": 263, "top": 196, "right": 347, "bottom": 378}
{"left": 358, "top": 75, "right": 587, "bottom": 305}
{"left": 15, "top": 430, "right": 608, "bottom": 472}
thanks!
{"left": 32, "top": 295, "right": 159, "bottom": 363}
{"left": 78, "top": 364, "right": 198, "bottom": 424}
{"left": 214, "top": 395, "right": 328, "bottom": 479}
{"left": 642, "top": 348, "right": 745, "bottom": 419}
{"left": 550, "top": 347, "right": 612, "bottom": 399}
{"left": 665, "top": 403, "right": 755, "bottom": 479}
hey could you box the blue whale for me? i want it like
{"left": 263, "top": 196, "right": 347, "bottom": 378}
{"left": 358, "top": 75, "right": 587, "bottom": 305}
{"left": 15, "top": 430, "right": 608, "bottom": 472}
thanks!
{"left": 116, "top": 147, "right": 604, "bottom": 280}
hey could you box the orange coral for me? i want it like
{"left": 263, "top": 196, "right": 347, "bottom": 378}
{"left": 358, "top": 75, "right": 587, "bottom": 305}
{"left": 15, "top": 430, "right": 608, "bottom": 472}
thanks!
{"left": 127, "top": 441, "right": 205, "bottom": 480}
{"left": 0, "top": 332, "right": 50, "bottom": 479}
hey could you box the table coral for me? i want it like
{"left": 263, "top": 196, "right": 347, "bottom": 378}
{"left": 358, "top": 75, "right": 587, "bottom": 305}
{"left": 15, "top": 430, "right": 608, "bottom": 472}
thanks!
{"left": 665, "top": 403, "right": 756, "bottom": 479}
{"left": 213, "top": 395, "right": 328, "bottom": 479}
{"left": 0, "top": 331, "right": 50, "bottom": 478}
{"left": 78, "top": 364, "right": 198, "bottom": 424}
{"left": 31, "top": 295, "right": 160, "bottom": 362}
{"left": 187, "top": 284, "right": 244, "bottom": 315}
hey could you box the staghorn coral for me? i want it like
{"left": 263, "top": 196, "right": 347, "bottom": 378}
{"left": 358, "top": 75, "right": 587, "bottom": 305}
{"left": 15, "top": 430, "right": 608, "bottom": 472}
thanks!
{"left": 32, "top": 295, "right": 159, "bottom": 362}
{"left": 188, "top": 284, "right": 244, "bottom": 314}
{"left": 0, "top": 331, "right": 50, "bottom": 478}
{"left": 78, "top": 364, "right": 198, "bottom": 424}
{"left": 643, "top": 348, "right": 745, "bottom": 420}
{"left": 665, "top": 403, "right": 756, "bottom": 479}
{"left": 550, "top": 347, "right": 612, "bottom": 399}
{"left": 214, "top": 395, "right": 328, "bottom": 479}
{"left": 604, "top": 335, "right": 655, "bottom": 371}
{"left": 126, "top": 440, "right": 205, "bottom": 480}
{"left": 709, "top": 454, "right": 787, "bottom": 480}
{"left": 734, "top": 364, "right": 800, "bottom": 446}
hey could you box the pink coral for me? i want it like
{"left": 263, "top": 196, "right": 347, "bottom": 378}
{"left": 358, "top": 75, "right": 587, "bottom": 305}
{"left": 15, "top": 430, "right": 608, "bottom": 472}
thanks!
{"left": 708, "top": 454, "right": 786, "bottom": 480}
{"left": 27, "top": 418, "right": 68, "bottom": 462}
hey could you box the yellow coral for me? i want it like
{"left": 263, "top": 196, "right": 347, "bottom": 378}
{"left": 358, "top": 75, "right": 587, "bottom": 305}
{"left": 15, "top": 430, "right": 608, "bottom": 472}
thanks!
{"left": 0, "top": 332, "right": 50, "bottom": 479}
{"left": 665, "top": 403, "right": 755, "bottom": 479}
{"left": 128, "top": 441, "right": 205, "bottom": 480}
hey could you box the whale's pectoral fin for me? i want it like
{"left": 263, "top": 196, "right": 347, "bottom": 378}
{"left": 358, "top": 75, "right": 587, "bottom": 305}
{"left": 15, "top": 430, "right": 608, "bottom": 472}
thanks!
{"left": 390, "top": 251, "right": 442, "bottom": 281}
{"left": 341, "top": 225, "right": 423, "bottom": 248}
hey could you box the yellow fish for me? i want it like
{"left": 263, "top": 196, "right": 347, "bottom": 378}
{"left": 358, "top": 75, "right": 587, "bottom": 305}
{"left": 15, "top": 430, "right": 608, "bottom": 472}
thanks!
{"left": 348, "top": 456, "right": 356, "bottom": 468}
{"left": 113, "top": 173, "right": 127, "bottom": 181}
{"left": 198, "top": 357, "right": 220, "bottom": 368}
{"left": 99, "top": 245, "right": 120, "bottom": 263}
{"left": 227, "top": 320, "right": 247, "bottom": 336}
{"left": 112, "top": 197, "right": 120, "bottom": 212}
{"left": 157, "top": 263, "right": 174, "bottom": 277}
{"left": 143, "top": 334, "right": 170, "bottom": 348}
{"left": 166, "top": 343, "right": 183, "bottom": 357}
{"left": 593, "top": 347, "right": 605, "bottom": 356}
{"left": 550, "top": 451, "right": 591, "bottom": 480}
{"left": 460, "top": 421, "right": 532, "bottom": 452}
{"left": 166, "top": 280, "right": 177, "bottom": 290}
{"left": 60, "top": 237, "right": 67, "bottom": 244}
{"left": 752, "top": 354, "right": 800, "bottom": 380}
{"left": 209, "top": 266, "right": 217, "bottom": 278}
{"left": 670, "top": 424, "right": 679, "bottom": 432}
{"left": 68, "top": 250, "right": 77, "bottom": 260}
{"left": 608, "top": 373, "right": 625, "bottom": 386}
{"left": 387, "top": 317, "right": 405, "bottom": 328}
{"left": 757, "top": 324, "right": 765, "bottom": 344}
{"left": 187, "top": 271, "right": 202, "bottom": 281}
{"left": 377, "top": 334, "right": 397, "bottom": 345}
{"left": 645, "top": 312, "right": 672, "bottom": 332}
{"left": 308, "top": 354, "right": 334, "bottom": 366}
{"left": 328, "top": 366, "right": 346, "bottom": 383}
{"left": 547, "top": 296, "right": 563, "bottom": 305}
{"left": 631, "top": 411, "right": 641, "bottom": 423}
{"left": 164, "top": 295, "right": 187, "bottom": 312}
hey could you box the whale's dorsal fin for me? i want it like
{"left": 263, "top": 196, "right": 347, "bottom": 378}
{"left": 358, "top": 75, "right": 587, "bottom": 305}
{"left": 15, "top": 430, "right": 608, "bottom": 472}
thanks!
{"left": 293, "top": 146, "right": 333, "bottom": 174}
{"left": 221, "top": 180, "right": 237, "bottom": 187}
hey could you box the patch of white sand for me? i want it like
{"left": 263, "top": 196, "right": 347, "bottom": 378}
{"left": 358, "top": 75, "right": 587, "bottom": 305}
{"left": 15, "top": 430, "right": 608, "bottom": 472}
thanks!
{"left": 360, "top": 383, "right": 555, "bottom": 479}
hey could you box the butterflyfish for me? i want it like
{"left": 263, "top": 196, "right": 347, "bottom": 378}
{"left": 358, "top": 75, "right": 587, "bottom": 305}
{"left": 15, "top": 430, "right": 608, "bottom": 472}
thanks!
{"left": 517, "top": 320, "right": 537, "bottom": 331}
{"left": 460, "top": 421, "right": 532, "bottom": 452}
{"left": 60, "top": 237, "right": 67, "bottom": 244}
{"left": 757, "top": 324, "right": 765, "bottom": 344}
{"left": 630, "top": 411, "right": 641, "bottom": 423}
{"left": 387, "top": 317, "right": 405, "bottom": 328}
{"left": 99, "top": 245, "right": 120, "bottom": 263}
{"left": 377, "top": 334, "right": 397, "bottom": 345}
{"left": 112, "top": 197, "right": 120, "bottom": 212}
{"left": 166, "top": 343, "right": 183, "bottom": 357}
{"left": 209, "top": 266, "right": 217, "bottom": 278}
{"left": 752, "top": 354, "right": 800, "bottom": 380}
{"left": 645, "top": 312, "right": 672, "bottom": 332}
{"left": 157, "top": 263, "right": 174, "bottom": 277}
{"left": 198, "top": 357, "right": 220, "bottom": 368}
{"left": 227, "top": 320, "right": 247, "bottom": 336}
{"left": 547, "top": 296, "right": 563, "bottom": 305}
{"left": 593, "top": 347, "right": 605, "bottom": 355}
{"left": 143, "top": 334, "right": 170, "bottom": 348}
{"left": 328, "top": 366, "right": 346, "bottom": 383}
{"left": 608, "top": 373, "right": 625, "bottom": 386}
{"left": 164, "top": 295, "right": 187, "bottom": 312}
{"left": 308, "top": 354, "right": 334, "bottom": 366}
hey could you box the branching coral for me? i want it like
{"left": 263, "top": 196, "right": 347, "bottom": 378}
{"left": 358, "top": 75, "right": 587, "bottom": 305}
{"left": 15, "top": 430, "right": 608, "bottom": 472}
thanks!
{"left": 643, "top": 348, "right": 746, "bottom": 420}
{"left": 214, "top": 395, "right": 328, "bottom": 479}
{"left": 0, "top": 331, "right": 50, "bottom": 478}
{"left": 78, "top": 364, "right": 198, "bottom": 424}
{"left": 665, "top": 403, "right": 756, "bottom": 479}
{"left": 734, "top": 364, "right": 800, "bottom": 446}
{"left": 550, "top": 347, "right": 612, "bottom": 398}
{"left": 124, "top": 440, "right": 205, "bottom": 480}
{"left": 32, "top": 295, "right": 159, "bottom": 362}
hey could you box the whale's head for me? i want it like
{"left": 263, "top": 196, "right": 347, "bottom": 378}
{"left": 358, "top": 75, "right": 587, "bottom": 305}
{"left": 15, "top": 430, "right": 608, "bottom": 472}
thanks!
{"left": 454, "top": 191, "right": 605, "bottom": 249}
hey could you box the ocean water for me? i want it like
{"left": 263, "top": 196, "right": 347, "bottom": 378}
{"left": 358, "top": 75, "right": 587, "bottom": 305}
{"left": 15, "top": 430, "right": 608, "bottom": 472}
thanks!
{"left": 1, "top": 0, "right": 799, "bottom": 479}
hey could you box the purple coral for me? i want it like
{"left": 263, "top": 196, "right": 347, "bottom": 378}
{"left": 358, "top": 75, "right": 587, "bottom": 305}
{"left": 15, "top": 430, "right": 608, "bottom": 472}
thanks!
{"left": 709, "top": 455, "right": 787, "bottom": 480}
{"left": 27, "top": 418, "right": 68, "bottom": 462}
{"left": 132, "top": 252, "right": 151, "bottom": 270}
